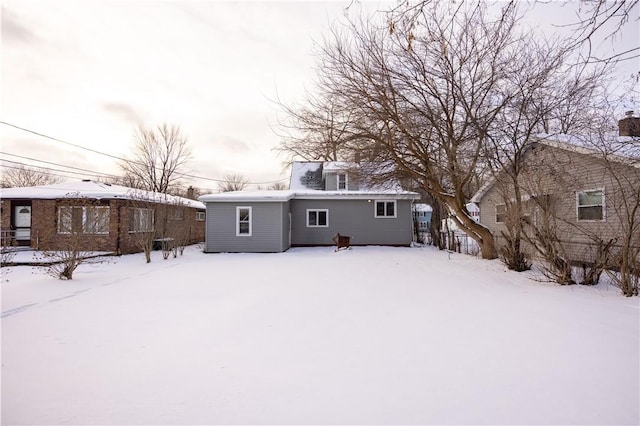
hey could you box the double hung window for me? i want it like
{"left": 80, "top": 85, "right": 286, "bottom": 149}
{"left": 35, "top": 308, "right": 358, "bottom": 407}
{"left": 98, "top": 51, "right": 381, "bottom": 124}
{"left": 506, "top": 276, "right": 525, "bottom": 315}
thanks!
{"left": 307, "top": 209, "right": 328, "bottom": 227}
{"left": 577, "top": 189, "right": 604, "bottom": 221}
{"left": 236, "top": 207, "right": 252, "bottom": 236}
{"left": 375, "top": 201, "right": 396, "bottom": 218}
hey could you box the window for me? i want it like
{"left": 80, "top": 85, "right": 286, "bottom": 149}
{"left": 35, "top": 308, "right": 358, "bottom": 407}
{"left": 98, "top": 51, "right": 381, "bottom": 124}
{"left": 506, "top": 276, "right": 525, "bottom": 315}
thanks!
{"left": 496, "top": 204, "right": 506, "bottom": 223}
{"left": 375, "top": 200, "right": 396, "bottom": 218}
{"left": 84, "top": 207, "right": 110, "bottom": 234}
{"left": 337, "top": 173, "right": 347, "bottom": 190}
{"left": 236, "top": 206, "right": 252, "bottom": 236}
{"left": 577, "top": 189, "right": 604, "bottom": 221}
{"left": 307, "top": 209, "right": 328, "bottom": 227}
{"left": 57, "top": 206, "right": 73, "bottom": 234}
{"left": 130, "top": 208, "right": 154, "bottom": 232}
{"left": 57, "top": 206, "right": 110, "bottom": 234}
{"left": 168, "top": 208, "right": 184, "bottom": 220}
{"left": 196, "top": 211, "right": 205, "bottom": 221}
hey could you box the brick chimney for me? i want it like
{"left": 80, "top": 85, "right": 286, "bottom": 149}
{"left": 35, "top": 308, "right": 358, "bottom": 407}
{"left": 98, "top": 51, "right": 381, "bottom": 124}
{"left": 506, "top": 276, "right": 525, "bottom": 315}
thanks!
{"left": 186, "top": 186, "right": 195, "bottom": 199}
{"left": 618, "top": 111, "right": 640, "bottom": 137}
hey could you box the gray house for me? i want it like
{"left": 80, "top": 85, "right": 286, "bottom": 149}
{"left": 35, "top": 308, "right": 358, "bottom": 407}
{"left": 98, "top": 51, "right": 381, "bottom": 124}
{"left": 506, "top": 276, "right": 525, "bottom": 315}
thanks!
{"left": 199, "top": 162, "right": 420, "bottom": 252}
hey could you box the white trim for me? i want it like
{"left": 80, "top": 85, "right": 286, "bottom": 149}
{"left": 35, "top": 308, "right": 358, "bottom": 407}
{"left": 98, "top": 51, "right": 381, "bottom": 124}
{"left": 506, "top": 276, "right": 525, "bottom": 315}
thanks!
{"left": 306, "top": 209, "right": 329, "bottom": 227}
{"left": 337, "top": 173, "right": 348, "bottom": 190}
{"left": 195, "top": 211, "right": 205, "bottom": 221}
{"left": 236, "top": 206, "right": 252, "bottom": 236}
{"left": 374, "top": 200, "right": 397, "bottom": 218}
{"left": 576, "top": 188, "right": 606, "bottom": 222}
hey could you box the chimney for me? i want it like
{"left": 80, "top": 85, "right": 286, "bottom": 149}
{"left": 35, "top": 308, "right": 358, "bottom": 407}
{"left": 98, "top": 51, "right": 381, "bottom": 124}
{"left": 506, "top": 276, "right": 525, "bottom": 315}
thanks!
{"left": 618, "top": 111, "right": 640, "bottom": 137}
{"left": 186, "top": 186, "right": 195, "bottom": 199}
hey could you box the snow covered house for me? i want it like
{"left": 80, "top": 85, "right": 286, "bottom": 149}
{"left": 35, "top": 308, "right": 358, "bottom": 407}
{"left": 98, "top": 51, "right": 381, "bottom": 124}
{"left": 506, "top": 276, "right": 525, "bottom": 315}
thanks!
{"left": 471, "top": 125, "right": 639, "bottom": 265}
{"left": 0, "top": 180, "right": 206, "bottom": 254}
{"left": 199, "top": 161, "right": 420, "bottom": 252}
{"left": 412, "top": 203, "right": 432, "bottom": 233}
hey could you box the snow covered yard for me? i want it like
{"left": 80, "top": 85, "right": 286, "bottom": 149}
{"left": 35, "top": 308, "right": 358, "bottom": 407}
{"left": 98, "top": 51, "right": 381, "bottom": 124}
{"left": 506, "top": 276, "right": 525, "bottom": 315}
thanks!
{"left": 1, "top": 245, "right": 638, "bottom": 425}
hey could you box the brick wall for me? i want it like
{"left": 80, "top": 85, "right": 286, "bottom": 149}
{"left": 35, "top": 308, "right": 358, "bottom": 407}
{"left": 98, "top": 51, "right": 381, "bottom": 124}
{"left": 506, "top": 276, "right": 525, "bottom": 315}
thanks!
{"left": 2, "top": 197, "right": 205, "bottom": 255}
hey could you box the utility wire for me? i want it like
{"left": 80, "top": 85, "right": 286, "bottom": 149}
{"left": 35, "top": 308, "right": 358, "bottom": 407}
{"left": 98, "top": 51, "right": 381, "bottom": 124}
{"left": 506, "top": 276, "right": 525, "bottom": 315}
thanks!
{"left": 1, "top": 121, "right": 290, "bottom": 185}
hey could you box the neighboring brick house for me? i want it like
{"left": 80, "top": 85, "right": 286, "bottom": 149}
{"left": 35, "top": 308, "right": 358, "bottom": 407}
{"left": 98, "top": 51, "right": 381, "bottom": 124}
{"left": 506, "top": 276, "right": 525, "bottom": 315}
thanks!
{"left": 0, "top": 180, "right": 205, "bottom": 254}
{"left": 471, "top": 131, "right": 639, "bottom": 266}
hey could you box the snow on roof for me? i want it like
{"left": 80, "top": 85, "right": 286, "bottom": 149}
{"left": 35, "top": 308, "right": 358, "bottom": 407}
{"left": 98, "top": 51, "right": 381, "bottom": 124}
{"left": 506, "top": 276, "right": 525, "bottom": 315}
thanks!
{"left": 199, "top": 189, "right": 420, "bottom": 203}
{"left": 289, "top": 161, "right": 324, "bottom": 190}
{"left": 471, "top": 136, "right": 639, "bottom": 204}
{"left": 412, "top": 203, "right": 433, "bottom": 212}
{"left": 322, "top": 161, "right": 355, "bottom": 173}
{"left": 0, "top": 180, "right": 205, "bottom": 209}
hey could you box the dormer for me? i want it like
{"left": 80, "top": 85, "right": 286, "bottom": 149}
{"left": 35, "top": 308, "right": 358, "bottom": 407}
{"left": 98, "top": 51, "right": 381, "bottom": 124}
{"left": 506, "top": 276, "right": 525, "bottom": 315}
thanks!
{"left": 322, "top": 162, "right": 360, "bottom": 191}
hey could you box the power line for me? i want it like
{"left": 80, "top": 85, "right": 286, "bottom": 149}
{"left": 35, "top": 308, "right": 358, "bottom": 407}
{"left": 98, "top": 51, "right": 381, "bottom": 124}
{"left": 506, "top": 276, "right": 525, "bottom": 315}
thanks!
{"left": 0, "top": 161, "right": 93, "bottom": 182}
{"left": 0, "top": 152, "right": 119, "bottom": 179}
{"left": 0, "top": 121, "right": 290, "bottom": 185}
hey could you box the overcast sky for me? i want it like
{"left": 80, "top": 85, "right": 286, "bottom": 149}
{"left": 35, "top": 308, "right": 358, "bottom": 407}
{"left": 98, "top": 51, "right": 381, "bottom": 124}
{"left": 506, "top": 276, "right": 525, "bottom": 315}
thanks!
{"left": 1, "top": 1, "right": 638, "bottom": 192}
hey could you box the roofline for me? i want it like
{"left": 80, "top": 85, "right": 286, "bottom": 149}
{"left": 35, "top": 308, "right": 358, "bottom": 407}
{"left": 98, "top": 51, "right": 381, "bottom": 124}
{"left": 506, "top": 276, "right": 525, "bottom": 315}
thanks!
{"left": 199, "top": 190, "right": 420, "bottom": 203}
{"left": 471, "top": 136, "right": 639, "bottom": 203}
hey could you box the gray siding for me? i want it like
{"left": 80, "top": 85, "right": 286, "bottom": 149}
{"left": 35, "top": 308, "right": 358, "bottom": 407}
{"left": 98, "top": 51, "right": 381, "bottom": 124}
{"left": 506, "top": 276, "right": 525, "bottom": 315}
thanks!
{"left": 290, "top": 199, "right": 413, "bottom": 246}
{"left": 478, "top": 143, "right": 640, "bottom": 264}
{"left": 324, "top": 171, "right": 360, "bottom": 191}
{"left": 204, "top": 202, "right": 288, "bottom": 252}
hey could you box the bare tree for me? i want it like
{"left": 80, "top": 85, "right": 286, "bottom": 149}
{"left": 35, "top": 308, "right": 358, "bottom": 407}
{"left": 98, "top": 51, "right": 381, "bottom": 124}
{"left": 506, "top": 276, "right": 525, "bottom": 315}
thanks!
{"left": 279, "top": 2, "right": 578, "bottom": 259}
{"left": 268, "top": 181, "right": 288, "bottom": 190}
{"left": 35, "top": 197, "right": 110, "bottom": 279}
{"left": 1, "top": 165, "right": 61, "bottom": 187}
{"left": 218, "top": 173, "right": 249, "bottom": 192}
{"left": 120, "top": 123, "right": 192, "bottom": 194}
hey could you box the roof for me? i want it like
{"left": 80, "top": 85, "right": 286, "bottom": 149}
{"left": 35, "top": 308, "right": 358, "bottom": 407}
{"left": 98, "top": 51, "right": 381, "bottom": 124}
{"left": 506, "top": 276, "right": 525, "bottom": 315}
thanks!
{"left": 412, "top": 203, "right": 433, "bottom": 212}
{"left": 199, "top": 189, "right": 420, "bottom": 203}
{"left": 289, "top": 160, "right": 403, "bottom": 191}
{"left": 471, "top": 136, "right": 639, "bottom": 203}
{"left": 0, "top": 180, "right": 206, "bottom": 209}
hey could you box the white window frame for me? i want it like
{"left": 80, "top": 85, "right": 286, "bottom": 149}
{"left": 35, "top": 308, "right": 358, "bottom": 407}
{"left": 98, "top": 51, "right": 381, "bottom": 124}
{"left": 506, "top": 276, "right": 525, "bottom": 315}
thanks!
{"left": 196, "top": 211, "right": 205, "bottom": 221}
{"left": 130, "top": 208, "right": 155, "bottom": 233}
{"left": 306, "top": 209, "right": 329, "bottom": 227}
{"left": 576, "top": 188, "right": 605, "bottom": 222}
{"left": 236, "top": 206, "right": 252, "bottom": 236}
{"left": 337, "top": 173, "right": 348, "bottom": 190}
{"left": 374, "top": 200, "right": 397, "bottom": 218}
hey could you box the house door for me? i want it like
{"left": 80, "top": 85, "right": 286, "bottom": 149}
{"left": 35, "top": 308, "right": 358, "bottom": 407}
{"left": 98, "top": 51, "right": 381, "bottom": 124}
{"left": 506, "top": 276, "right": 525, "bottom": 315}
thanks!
{"left": 14, "top": 205, "right": 32, "bottom": 241}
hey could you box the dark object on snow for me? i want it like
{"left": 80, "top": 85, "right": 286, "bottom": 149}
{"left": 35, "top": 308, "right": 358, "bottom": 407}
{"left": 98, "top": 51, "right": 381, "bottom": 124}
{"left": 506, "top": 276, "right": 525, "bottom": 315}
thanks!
{"left": 332, "top": 233, "right": 351, "bottom": 251}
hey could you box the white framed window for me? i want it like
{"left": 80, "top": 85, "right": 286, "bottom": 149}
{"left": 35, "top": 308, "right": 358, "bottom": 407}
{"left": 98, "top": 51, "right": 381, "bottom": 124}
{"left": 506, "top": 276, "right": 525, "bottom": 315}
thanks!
{"left": 236, "top": 206, "right": 252, "bottom": 236}
{"left": 57, "top": 206, "right": 110, "bottom": 234}
{"left": 307, "top": 209, "right": 328, "bottom": 227}
{"left": 130, "top": 208, "right": 154, "bottom": 232}
{"left": 196, "top": 211, "right": 205, "bottom": 221}
{"left": 496, "top": 204, "right": 506, "bottom": 223}
{"left": 375, "top": 200, "right": 396, "bottom": 218}
{"left": 577, "top": 189, "right": 605, "bottom": 221}
{"left": 337, "top": 173, "right": 347, "bottom": 190}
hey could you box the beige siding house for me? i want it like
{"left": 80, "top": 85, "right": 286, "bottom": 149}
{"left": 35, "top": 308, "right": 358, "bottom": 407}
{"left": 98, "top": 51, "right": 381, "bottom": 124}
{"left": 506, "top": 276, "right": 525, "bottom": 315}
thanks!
{"left": 472, "top": 136, "right": 639, "bottom": 266}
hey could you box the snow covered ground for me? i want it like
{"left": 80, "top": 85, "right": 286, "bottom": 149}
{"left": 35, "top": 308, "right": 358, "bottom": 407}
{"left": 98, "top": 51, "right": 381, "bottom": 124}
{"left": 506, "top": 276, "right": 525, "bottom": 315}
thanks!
{"left": 2, "top": 245, "right": 638, "bottom": 425}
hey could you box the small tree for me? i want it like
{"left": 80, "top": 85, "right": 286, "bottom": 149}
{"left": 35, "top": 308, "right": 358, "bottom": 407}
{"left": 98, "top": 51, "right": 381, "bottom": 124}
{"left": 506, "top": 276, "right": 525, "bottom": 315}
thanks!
{"left": 36, "top": 197, "right": 109, "bottom": 279}
{"left": 1, "top": 165, "right": 61, "bottom": 188}
{"left": 218, "top": 173, "right": 249, "bottom": 192}
{"left": 125, "top": 191, "right": 158, "bottom": 263}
